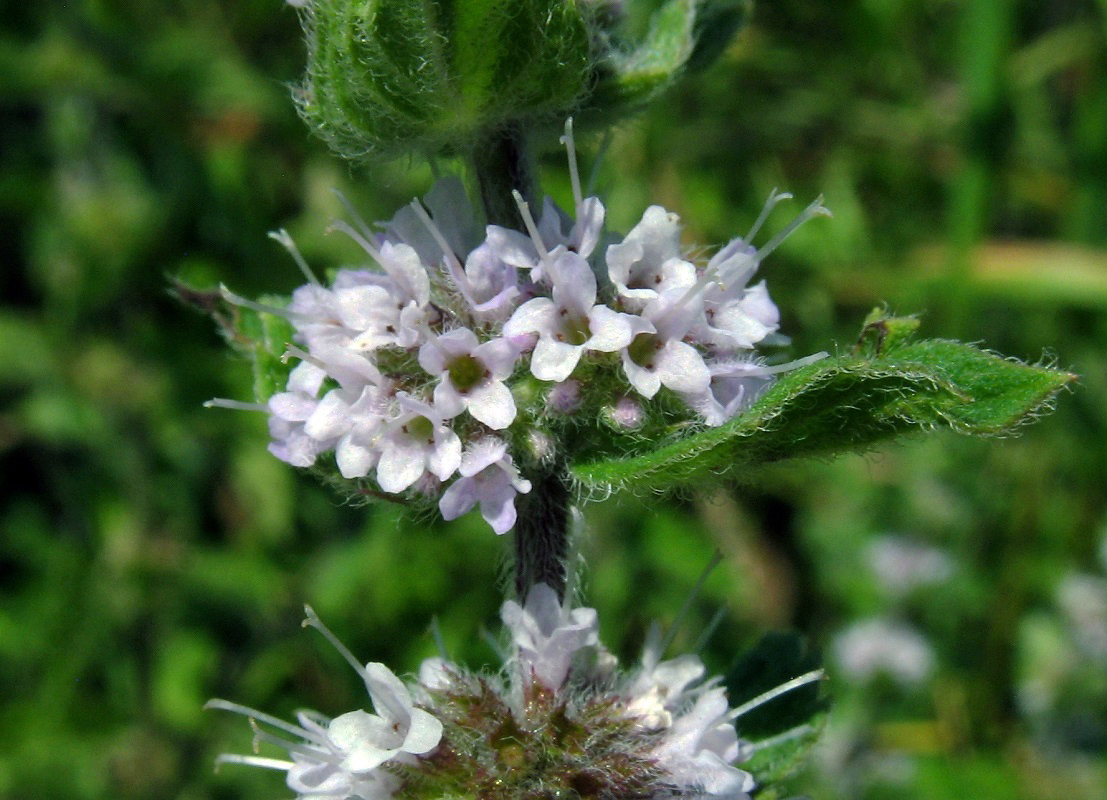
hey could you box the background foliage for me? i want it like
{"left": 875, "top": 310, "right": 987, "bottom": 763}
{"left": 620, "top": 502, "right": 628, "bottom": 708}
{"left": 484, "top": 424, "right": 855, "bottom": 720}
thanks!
{"left": 2, "top": 1, "right": 1106, "bottom": 798}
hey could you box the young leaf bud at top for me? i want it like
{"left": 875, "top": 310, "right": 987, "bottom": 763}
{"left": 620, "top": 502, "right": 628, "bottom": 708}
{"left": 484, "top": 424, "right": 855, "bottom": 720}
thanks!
{"left": 295, "top": 0, "right": 593, "bottom": 160}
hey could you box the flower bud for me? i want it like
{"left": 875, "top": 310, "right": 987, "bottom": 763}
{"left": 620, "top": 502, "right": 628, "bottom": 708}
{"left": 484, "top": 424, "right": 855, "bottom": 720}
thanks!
{"left": 296, "top": 0, "right": 592, "bottom": 159}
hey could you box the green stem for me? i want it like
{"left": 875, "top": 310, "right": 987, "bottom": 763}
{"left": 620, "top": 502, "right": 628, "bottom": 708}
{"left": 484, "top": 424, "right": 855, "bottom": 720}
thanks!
{"left": 471, "top": 125, "right": 536, "bottom": 229}
{"left": 513, "top": 469, "right": 572, "bottom": 601}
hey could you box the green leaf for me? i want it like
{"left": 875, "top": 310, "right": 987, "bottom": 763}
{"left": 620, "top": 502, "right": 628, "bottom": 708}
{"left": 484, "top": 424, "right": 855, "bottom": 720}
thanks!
{"left": 686, "top": 0, "right": 754, "bottom": 73}
{"left": 300, "top": 0, "right": 591, "bottom": 160}
{"left": 589, "top": 0, "right": 696, "bottom": 112}
{"left": 583, "top": 0, "right": 753, "bottom": 122}
{"left": 569, "top": 317, "right": 1075, "bottom": 492}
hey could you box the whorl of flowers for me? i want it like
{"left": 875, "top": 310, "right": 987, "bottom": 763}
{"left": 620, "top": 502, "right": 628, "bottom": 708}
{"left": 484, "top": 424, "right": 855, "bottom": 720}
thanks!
{"left": 210, "top": 122, "right": 828, "bottom": 534}
{"left": 209, "top": 585, "right": 823, "bottom": 799}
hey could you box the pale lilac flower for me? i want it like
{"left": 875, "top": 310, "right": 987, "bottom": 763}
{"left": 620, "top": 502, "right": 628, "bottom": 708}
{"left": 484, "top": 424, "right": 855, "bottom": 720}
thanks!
{"left": 621, "top": 287, "right": 711, "bottom": 399}
{"left": 652, "top": 687, "right": 756, "bottom": 797}
{"left": 459, "top": 234, "right": 525, "bottom": 320}
{"left": 537, "top": 194, "right": 606, "bottom": 261}
{"left": 606, "top": 205, "right": 697, "bottom": 309}
{"left": 267, "top": 361, "right": 330, "bottom": 467}
{"left": 303, "top": 383, "right": 393, "bottom": 479}
{"left": 687, "top": 353, "right": 827, "bottom": 426}
{"left": 624, "top": 652, "right": 706, "bottom": 729}
{"left": 833, "top": 618, "right": 934, "bottom": 687}
{"left": 866, "top": 536, "right": 953, "bottom": 596}
{"left": 504, "top": 250, "right": 646, "bottom": 382}
{"left": 501, "top": 582, "right": 599, "bottom": 690}
{"left": 439, "top": 437, "right": 531, "bottom": 534}
{"left": 418, "top": 329, "right": 519, "bottom": 429}
{"left": 328, "top": 662, "right": 443, "bottom": 772}
{"left": 375, "top": 394, "right": 462, "bottom": 493}
{"left": 208, "top": 608, "right": 441, "bottom": 800}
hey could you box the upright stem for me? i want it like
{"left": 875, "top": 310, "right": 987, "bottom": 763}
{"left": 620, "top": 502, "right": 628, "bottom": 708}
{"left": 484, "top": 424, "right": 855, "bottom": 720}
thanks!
{"left": 471, "top": 125, "right": 536, "bottom": 229}
{"left": 513, "top": 469, "right": 572, "bottom": 601}
{"left": 470, "top": 126, "right": 571, "bottom": 600}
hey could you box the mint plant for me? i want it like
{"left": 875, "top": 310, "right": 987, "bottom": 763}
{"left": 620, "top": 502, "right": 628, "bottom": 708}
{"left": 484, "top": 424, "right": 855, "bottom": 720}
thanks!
{"left": 196, "top": 2, "right": 1073, "bottom": 798}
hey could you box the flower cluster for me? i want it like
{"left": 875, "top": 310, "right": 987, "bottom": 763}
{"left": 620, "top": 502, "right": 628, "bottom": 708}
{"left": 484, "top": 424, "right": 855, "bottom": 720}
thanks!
{"left": 210, "top": 585, "right": 822, "bottom": 799}
{"left": 212, "top": 124, "right": 827, "bottom": 533}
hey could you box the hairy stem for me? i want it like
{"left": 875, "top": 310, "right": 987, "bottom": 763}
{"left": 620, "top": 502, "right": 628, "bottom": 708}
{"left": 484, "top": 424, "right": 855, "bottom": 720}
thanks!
{"left": 513, "top": 469, "right": 572, "bottom": 600}
{"left": 471, "top": 125, "right": 536, "bottom": 229}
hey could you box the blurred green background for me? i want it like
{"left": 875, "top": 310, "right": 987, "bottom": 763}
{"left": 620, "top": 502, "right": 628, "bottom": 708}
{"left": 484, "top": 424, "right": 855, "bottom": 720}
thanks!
{"left": 3, "top": 1, "right": 1106, "bottom": 798}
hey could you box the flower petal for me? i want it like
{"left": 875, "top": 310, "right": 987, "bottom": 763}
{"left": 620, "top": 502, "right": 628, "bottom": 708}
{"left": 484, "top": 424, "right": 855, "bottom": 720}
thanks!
{"left": 531, "top": 338, "right": 583, "bottom": 382}
{"left": 466, "top": 381, "right": 516, "bottom": 429}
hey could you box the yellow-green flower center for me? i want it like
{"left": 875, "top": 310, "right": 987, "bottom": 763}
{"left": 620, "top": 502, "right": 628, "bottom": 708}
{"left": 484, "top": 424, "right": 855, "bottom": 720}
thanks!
{"left": 405, "top": 416, "right": 435, "bottom": 442}
{"left": 558, "top": 312, "right": 591, "bottom": 347}
{"left": 627, "top": 333, "right": 660, "bottom": 369}
{"left": 448, "top": 355, "right": 485, "bottom": 393}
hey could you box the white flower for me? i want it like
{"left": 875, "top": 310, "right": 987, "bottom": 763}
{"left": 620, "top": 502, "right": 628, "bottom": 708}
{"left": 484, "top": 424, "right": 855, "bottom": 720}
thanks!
{"left": 328, "top": 662, "right": 443, "bottom": 772}
{"left": 501, "top": 582, "right": 599, "bottom": 690}
{"left": 606, "top": 205, "right": 697, "bottom": 309}
{"left": 375, "top": 394, "right": 462, "bottom": 493}
{"left": 439, "top": 437, "right": 532, "bottom": 534}
{"left": 685, "top": 353, "right": 827, "bottom": 426}
{"left": 302, "top": 383, "right": 393, "bottom": 479}
{"left": 833, "top": 618, "right": 934, "bottom": 687}
{"left": 652, "top": 687, "right": 755, "bottom": 797}
{"left": 866, "top": 536, "right": 953, "bottom": 597}
{"left": 621, "top": 287, "right": 711, "bottom": 399}
{"left": 267, "top": 361, "right": 330, "bottom": 467}
{"left": 624, "top": 653, "right": 706, "bottom": 729}
{"left": 504, "top": 250, "right": 646, "bottom": 382}
{"left": 208, "top": 608, "right": 442, "bottom": 800}
{"left": 418, "top": 329, "right": 519, "bottom": 429}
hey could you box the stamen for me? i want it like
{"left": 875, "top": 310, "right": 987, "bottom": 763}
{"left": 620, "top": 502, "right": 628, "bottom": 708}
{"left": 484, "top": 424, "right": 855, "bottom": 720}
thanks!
{"left": 750, "top": 723, "right": 817, "bottom": 752}
{"left": 751, "top": 195, "right": 832, "bottom": 265}
{"left": 745, "top": 188, "right": 793, "bottom": 243}
{"left": 755, "top": 351, "right": 829, "bottom": 374}
{"left": 327, "top": 219, "right": 385, "bottom": 265}
{"left": 249, "top": 718, "right": 342, "bottom": 764}
{"left": 659, "top": 549, "right": 724, "bottom": 657}
{"left": 203, "top": 398, "right": 268, "bottom": 412}
{"left": 205, "top": 699, "right": 318, "bottom": 743}
{"left": 480, "top": 625, "right": 508, "bottom": 662}
{"left": 674, "top": 195, "right": 831, "bottom": 314}
{"left": 219, "top": 285, "right": 315, "bottom": 324}
{"left": 511, "top": 189, "right": 550, "bottom": 263}
{"left": 715, "top": 352, "right": 829, "bottom": 379}
{"left": 282, "top": 345, "right": 328, "bottom": 373}
{"left": 214, "top": 754, "right": 295, "bottom": 772}
{"left": 268, "top": 228, "right": 320, "bottom": 286}
{"left": 560, "top": 118, "right": 583, "bottom": 212}
{"left": 727, "top": 669, "right": 825, "bottom": 721}
{"left": 408, "top": 199, "right": 476, "bottom": 305}
{"left": 692, "top": 605, "right": 729, "bottom": 655}
{"left": 331, "top": 189, "right": 378, "bottom": 243}
{"left": 302, "top": 605, "right": 369, "bottom": 682}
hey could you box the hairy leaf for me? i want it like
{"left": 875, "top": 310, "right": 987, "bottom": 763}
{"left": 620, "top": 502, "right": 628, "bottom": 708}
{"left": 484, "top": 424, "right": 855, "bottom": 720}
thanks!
{"left": 570, "top": 318, "right": 1075, "bottom": 492}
